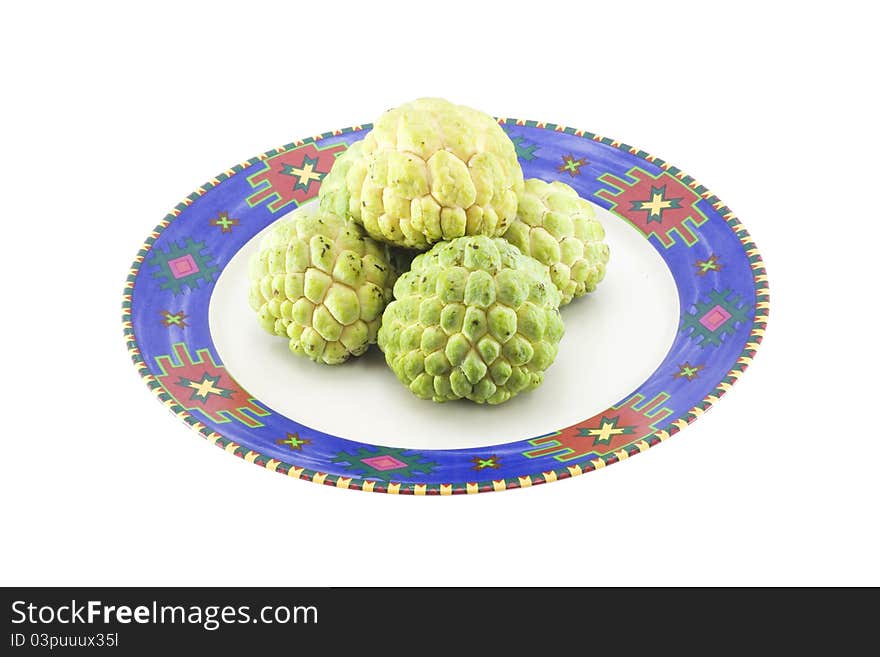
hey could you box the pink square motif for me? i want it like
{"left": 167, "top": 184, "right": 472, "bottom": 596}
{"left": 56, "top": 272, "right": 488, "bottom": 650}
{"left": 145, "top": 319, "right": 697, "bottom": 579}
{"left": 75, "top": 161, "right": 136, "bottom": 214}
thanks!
{"left": 699, "top": 304, "right": 732, "bottom": 331}
{"left": 361, "top": 455, "right": 407, "bottom": 471}
{"left": 168, "top": 254, "right": 199, "bottom": 279}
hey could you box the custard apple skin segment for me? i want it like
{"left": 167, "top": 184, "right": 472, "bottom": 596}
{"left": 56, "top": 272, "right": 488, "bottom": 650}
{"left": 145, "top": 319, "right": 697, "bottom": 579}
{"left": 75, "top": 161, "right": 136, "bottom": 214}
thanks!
{"left": 378, "top": 236, "right": 564, "bottom": 405}
{"left": 248, "top": 206, "right": 397, "bottom": 365}
{"left": 503, "top": 178, "right": 610, "bottom": 305}
{"left": 319, "top": 98, "right": 525, "bottom": 250}
{"left": 319, "top": 139, "right": 364, "bottom": 220}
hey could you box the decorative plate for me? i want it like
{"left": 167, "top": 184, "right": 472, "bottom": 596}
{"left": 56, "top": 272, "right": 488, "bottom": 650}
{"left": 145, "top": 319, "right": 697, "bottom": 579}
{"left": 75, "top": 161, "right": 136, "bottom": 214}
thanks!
{"left": 123, "top": 118, "right": 768, "bottom": 494}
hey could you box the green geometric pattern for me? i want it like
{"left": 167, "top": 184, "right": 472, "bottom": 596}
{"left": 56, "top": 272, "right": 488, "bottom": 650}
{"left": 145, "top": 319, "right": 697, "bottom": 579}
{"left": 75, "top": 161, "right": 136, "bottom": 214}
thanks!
{"left": 148, "top": 237, "right": 218, "bottom": 295}
{"left": 331, "top": 446, "right": 438, "bottom": 481}
{"left": 680, "top": 289, "right": 750, "bottom": 348}
{"left": 509, "top": 136, "right": 538, "bottom": 161}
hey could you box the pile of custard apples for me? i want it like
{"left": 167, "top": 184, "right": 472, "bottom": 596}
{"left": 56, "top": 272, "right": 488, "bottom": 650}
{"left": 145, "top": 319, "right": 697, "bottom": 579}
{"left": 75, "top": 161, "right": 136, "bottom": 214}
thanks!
{"left": 249, "top": 98, "right": 609, "bottom": 405}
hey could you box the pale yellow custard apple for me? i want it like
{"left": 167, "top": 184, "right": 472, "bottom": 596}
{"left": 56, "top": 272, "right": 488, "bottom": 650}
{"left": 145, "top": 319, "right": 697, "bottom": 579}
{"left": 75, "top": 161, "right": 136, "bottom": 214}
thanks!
{"left": 378, "top": 236, "right": 564, "bottom": 405}
{"left": 319, "top": 140, "right": 364, "bottom": 219}
{"left": 319, "top": 99, "right": 524, "bottom": 250}
{"left": 248, "top": 207, "right": 397, "bottom": 365}
{"left": 503, "top": 178, "right": 610, "bottom": 305}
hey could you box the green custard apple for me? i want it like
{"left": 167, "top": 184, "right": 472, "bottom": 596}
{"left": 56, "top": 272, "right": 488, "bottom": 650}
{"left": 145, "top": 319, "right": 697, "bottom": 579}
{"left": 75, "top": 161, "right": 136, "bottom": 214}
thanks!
{"left": 318, "top": 98, "right": 524, "bottom": 250}
{"left": 503, "top": 178, "right": 610, "bottom": 305}
{"left": 248, "top": 206, "right": 397, "bottom": 365}
{"left": 319, "top": 139, "right": 364, "bottom": 219}
{"left": 378, "top": 236, "right": 564, "bottom": 405}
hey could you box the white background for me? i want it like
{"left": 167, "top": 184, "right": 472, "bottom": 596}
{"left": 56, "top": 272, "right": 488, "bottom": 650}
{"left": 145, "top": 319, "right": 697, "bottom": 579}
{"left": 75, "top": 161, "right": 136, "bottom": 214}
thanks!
{"left": 1, "top": 1, "right": 877, "bottom": 586}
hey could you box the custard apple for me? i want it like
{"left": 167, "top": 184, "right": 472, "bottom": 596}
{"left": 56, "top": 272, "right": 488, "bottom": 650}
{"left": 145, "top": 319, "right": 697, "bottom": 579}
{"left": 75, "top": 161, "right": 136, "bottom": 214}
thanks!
{"left": 319, "top": 139, "right": 364, "bottom": 219}
{"left": 378, "top": 236, "right": 564, "bottom": 405}
{"left": 248, "top": 206, "right": 396, "bottom": 365}
{"left": 318, "top": 98, "right": 524, "bottom": 250}
{"left": 503, "top": 178, "right": 610, "bottom": 305}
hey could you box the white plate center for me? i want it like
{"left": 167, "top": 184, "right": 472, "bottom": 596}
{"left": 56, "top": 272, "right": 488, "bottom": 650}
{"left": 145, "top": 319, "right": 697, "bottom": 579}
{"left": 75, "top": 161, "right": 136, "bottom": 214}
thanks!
{"left": 209, "top": 203, "right": 679, "bottom": 449}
